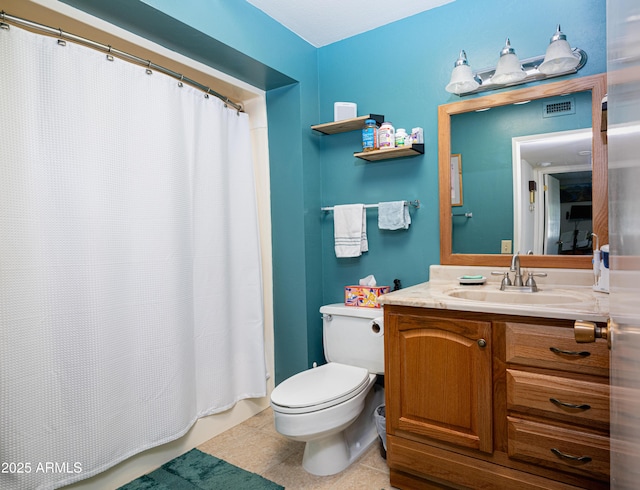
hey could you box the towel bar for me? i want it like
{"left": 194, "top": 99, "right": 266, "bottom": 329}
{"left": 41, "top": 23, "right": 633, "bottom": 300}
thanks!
{"left": 321, "top": 199, "right": 420, "bottom": 212}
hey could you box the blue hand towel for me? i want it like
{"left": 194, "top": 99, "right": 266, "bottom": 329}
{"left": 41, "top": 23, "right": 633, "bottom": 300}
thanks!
{"left": 378, "top": 201, "right": 411, "bottom": 230}
{"left": 334, "top": 204, "right": 368, "bottom": 257}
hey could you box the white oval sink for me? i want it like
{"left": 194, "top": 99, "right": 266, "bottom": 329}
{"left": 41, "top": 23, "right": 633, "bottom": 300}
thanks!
{"left": 445, "top": 288, "right": 588, "bottom": 305}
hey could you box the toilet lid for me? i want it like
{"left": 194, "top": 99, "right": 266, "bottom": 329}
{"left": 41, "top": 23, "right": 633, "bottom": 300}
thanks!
{"left": 271, "top": 363, "right": 370, "bottom": 410}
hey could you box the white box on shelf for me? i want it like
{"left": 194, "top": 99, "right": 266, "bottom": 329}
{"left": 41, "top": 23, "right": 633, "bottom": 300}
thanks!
{"left": 334, "top": 102, "right": 357, "bottom": 121}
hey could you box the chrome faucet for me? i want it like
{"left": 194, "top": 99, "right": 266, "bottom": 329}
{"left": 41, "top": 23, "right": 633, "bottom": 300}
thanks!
{"left": 491, "top": 251, "right": 547, "bottom": 292}
{"left": 510, "top": 252, "right": 524, "bottom": 287}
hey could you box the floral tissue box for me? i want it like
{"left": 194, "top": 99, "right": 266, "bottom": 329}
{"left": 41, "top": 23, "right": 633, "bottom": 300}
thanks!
{"left": 344, "top": 285, "right": 390, "bottom": 308}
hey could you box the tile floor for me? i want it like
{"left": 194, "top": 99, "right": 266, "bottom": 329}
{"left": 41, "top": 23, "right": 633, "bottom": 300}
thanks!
{"left": 197, "top": 407, "right": 399, "bottom": 489}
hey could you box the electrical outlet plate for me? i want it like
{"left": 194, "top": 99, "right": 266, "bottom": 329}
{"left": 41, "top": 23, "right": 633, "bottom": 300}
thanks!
{"left": 501, "top": 240, "right": 512, "bottom": 254}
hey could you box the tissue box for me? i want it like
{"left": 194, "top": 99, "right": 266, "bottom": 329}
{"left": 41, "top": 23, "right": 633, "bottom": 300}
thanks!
{"left": 334, "top": 102, "right": 357, "bottom": 121}
{"left": 344, "top": 285, "right": 390, "bottom": 308}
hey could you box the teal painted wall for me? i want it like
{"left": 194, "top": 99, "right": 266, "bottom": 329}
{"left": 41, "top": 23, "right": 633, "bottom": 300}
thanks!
{"left": 316, "top": 0, "right": 606, "bottom": 305}
{"left": 61, "top": 0, "right": 606, "bottom": 384}
{"left": 451, "top": 91, "right": 593, "bottom": 254}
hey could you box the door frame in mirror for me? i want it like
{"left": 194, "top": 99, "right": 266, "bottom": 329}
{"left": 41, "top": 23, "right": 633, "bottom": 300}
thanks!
{"left": 513, "top": 128, "right": 593, "bottom": 255}
{"left": 438, "top": 73, "right": 607, "bottom": 269}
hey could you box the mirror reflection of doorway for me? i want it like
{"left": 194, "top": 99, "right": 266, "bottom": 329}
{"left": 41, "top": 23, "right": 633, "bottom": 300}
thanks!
{"left": 543, "top": 172, "right": 593, "bottom": 255}
{"left": 544, "top": 174, "right": 561, "bottom": 254}
{"left": 513, "top": 128, "right": 593, "bottom": 255}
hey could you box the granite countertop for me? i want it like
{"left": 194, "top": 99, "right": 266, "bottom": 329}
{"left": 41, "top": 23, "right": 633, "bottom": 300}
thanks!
{"left": 378, "top": 265, "right": 609, "bottom": 322}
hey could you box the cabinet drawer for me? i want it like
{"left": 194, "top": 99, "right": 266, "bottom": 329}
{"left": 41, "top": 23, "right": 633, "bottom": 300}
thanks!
{"left": 507, "top": 369, "right": 610, "bottom": 427}
{"left": 505, "top": 323, "right": 609, "bottom": 376}
{"left": 508, "top": 417, "right": 609, "bottom": 482}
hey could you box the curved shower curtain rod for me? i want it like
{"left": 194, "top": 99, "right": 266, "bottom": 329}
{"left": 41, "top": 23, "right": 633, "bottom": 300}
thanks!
{"left": 0, "top": 11, "right": 244, "bottom": 113}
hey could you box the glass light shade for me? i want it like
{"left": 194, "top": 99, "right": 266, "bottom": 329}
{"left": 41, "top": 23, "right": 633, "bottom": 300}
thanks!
{"left": 446, "top": 63, "right": 479, "bottom": 94}
{"left": 538, "top": 26, "right": 580, "bottom": 75}
{"left": 492, "top": 53, "right": 526, "bottom": 84}
{"left": 445, "top": 50, "right": 479, "bottom": 94}
{"left": 490, "top": 39, "right": 526, "bottom": 85}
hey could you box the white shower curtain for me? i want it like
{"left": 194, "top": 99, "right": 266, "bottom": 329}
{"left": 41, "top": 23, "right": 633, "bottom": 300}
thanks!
{"left": 0, "top": 25, "right": 266, "bottom": 490}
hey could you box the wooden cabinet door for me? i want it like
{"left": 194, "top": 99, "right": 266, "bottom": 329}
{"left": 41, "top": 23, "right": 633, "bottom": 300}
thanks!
{"left": 385, "top": 307, "right": 493, "bottom": 453}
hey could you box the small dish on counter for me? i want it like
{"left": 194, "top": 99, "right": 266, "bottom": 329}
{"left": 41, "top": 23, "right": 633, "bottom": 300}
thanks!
{"left": 457, "top": 275, "right": 486, "bottom": 285}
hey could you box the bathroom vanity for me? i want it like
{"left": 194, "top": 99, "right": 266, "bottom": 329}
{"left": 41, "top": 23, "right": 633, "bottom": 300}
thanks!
{"left": 379, "top": 266, "right": 610, "bottom": 490}
{"left": 383, "top": 73, "right": 613, "bottom": 488}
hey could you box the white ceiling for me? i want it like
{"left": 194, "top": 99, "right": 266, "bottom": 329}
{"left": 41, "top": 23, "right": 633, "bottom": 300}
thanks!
{"left": 246, "top": 0, "right": 455, "bottom": 47}
{"left": 520, "top": 129, "right": 592, "bottom": 170}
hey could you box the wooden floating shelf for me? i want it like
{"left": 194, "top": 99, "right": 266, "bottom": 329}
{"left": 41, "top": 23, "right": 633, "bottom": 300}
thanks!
{"left": 354, "top": 144, "right": 424, "bottom": 162}
{"left": 311, "top": 114, "right": 384, "bottom": 135}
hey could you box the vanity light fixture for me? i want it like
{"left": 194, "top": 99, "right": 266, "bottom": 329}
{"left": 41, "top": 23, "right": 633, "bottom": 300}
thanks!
{"left": 445, "top": 25, "right": 587, "bottom": 96}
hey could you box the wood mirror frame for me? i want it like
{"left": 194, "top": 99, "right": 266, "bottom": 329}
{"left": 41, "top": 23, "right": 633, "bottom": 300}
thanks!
{"left": 438, "top": 73, "right": 607, "bottom": 269}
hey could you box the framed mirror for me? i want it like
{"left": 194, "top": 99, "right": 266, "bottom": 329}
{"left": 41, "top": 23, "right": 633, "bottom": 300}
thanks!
{"left": 438, "top": 73, "right": 607, "bottom": 268}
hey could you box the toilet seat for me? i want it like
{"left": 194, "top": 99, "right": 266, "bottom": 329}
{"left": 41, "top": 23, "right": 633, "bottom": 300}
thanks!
{"left": 271, "top": 363, "right": 371, "bottom": 414}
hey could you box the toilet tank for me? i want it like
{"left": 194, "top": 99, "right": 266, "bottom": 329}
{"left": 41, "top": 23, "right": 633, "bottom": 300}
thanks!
{"left": 320, "top": 303, "right": 384, "bottom": 374}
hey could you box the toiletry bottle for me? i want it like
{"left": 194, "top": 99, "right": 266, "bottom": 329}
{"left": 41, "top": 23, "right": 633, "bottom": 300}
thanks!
{"left": 378, "top": 121, "right": 395, "bottom": 150}
{"left": 395, "top": 128, "right": 408, "bottom": 147}
{"left": 411, "top": 127, "right": 423, "bottom": 144}
{"left": 362, "top": 119, "right": 379, "bottom": 152}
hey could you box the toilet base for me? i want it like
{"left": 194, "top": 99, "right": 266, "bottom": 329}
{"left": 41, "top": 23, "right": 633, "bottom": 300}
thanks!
{"left": 302, "top": 384, "right": 384, "bottom": 476}
{"left": 302, "top": 431, "right": 350, "bottom": 475}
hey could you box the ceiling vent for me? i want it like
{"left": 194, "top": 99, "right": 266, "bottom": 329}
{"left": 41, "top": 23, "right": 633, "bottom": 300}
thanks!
{"left": 543, "top": 97, "right": 575, "bottom": 118}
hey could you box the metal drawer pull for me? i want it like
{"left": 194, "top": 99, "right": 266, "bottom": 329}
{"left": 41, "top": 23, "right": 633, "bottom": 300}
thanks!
{"left": 549, "top": 346, "right": 591, "bottom": 357}
{"left": 550, "top": 448, "right": 592, "bottom": 464}
{"left": 549, "top": 398, "right": 591, "bottom": 411}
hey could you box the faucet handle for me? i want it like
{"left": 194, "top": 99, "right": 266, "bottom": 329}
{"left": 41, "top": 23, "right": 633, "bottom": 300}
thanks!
{"left": 525, "top": 271, "right": 547, "bottom": 290}
{"left": 492, "top": 271, "right": 512, "bottom": 290}
{"left": 527, "top": 272, "right": 547, "bottom": 279}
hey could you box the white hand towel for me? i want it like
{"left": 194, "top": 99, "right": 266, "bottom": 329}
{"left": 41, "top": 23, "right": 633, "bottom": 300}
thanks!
{"left": 378, "top": 201, "right": 411, "bottom": 230}
{"left": 334, "top": 204, "right": 368, "bottom": 257}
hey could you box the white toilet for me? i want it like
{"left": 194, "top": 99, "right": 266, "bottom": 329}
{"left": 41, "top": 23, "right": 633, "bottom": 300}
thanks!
{"left": 270, "top": 303, "right": 385, "bottom": 476}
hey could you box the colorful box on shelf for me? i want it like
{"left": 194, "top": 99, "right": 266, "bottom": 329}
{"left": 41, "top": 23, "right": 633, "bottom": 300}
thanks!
{"left": 344, "top": 285, "right": 390, "bottom": 308}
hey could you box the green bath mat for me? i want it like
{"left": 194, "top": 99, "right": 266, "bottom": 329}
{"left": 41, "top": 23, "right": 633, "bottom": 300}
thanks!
{"left": 118, "top": 448, "right": 284, "bottom": 490}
